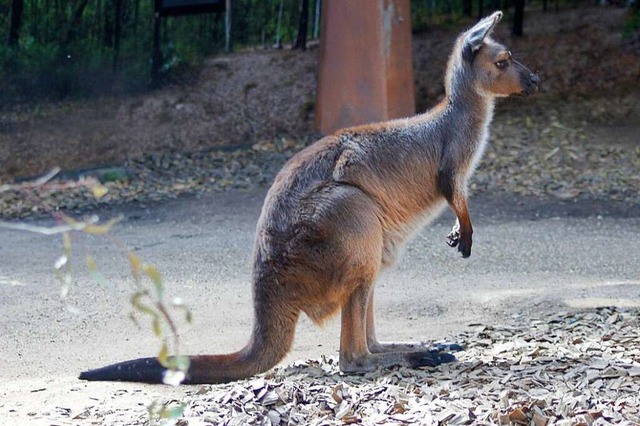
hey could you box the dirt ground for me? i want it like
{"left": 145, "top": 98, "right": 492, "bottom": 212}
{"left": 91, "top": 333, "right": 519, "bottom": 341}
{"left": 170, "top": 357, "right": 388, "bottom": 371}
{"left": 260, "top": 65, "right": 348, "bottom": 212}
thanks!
{"left": 0, "top": 5, "right": 638, "bottom": 181}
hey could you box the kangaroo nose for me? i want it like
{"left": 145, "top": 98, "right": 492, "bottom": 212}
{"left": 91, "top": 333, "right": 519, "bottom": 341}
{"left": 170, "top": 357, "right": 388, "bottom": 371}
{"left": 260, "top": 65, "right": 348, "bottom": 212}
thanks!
{"left": 530, "top": 73, "right": 540, "bottom": 85}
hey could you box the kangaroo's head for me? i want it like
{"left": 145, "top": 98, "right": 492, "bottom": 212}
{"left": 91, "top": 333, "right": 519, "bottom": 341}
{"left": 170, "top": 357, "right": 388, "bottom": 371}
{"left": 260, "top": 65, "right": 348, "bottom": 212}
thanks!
{"left": 447, "top": 12, "right": 539, "bottom": 99}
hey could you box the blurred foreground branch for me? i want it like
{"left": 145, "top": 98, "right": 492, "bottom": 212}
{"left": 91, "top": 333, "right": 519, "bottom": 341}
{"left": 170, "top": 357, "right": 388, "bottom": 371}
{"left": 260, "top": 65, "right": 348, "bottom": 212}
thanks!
{"left": 1, "top": 169, "right": 192, "bottom": 397}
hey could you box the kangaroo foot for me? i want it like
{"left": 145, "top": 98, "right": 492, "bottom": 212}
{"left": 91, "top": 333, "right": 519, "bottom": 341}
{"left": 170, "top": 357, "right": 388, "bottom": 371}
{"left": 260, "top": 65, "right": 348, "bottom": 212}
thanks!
{"left": 369, "top": 341, "right": 464, "bottom": 354}
{"left": 369, "top": 341, "right": 429, "bottom": 353}
{"left": 432, "top": 342, "right": 464, "bottom": 352}
{"left": 446, "top": 229, "right": 471, "bottom": 258}
{"left": 446, "top": 229, "right": 460, "bottom": 248}
{"left": 405, "top": 350, "right": 458, "bottom": 368}
{"left": 340, "top": 349, "right": 459, "bottom": 375}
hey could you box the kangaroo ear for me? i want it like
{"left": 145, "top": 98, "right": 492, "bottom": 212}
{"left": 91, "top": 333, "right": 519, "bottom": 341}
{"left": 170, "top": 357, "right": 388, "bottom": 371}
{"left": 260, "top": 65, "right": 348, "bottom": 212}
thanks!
{"left": 463, "top": 11, "right": 502, "bottom": 60}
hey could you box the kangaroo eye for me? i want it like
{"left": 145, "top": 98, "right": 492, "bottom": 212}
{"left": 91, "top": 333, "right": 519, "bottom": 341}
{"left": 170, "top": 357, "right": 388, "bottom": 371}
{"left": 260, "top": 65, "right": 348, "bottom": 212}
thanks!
{"left": 495, "top": 60, "right": 509, "bottom": 70}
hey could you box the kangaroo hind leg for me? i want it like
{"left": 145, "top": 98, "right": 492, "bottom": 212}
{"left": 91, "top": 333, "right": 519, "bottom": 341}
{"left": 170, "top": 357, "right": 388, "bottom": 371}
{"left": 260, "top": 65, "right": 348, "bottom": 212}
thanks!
{"left": 339, "top": 283, "right": 458, "bottom": 375}
{"left": 365, "top": 288, "right": 464, "bottom": 355}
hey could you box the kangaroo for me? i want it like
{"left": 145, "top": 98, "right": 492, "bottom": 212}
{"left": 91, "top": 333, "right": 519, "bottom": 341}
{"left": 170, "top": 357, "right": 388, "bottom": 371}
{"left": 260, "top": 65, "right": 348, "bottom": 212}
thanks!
{"left": 80, "top": 11, "right": 538, "bottom": 384}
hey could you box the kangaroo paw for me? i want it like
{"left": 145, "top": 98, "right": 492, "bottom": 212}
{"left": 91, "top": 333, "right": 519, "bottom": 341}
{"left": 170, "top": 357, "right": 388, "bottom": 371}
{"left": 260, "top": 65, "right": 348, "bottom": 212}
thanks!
{"left": 447, "top": 230, "right": 471, "bottom": 258}
{"left": 446, "top": 229, "right": 460, "bottom": 247}
{"left": 340, "top": 349, "right": 459, "bottom": 374}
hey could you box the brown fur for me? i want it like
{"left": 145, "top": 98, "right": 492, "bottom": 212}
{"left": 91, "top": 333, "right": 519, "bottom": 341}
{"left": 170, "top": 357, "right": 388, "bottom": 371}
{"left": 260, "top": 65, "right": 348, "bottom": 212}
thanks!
{"left": 79, "top": 12, "right": 539, "bottom": 384}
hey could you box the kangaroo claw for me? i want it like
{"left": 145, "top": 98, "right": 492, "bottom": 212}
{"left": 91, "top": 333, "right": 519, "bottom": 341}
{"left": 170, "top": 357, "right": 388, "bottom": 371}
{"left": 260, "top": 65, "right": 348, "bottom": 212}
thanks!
{"left": 407, "top": 350, "right": 458, "bottom": 367}
{"left": 432, "top": 343, "right": 465, "bottom": 352}
{"left": 458, "top": 238, "right": 472, "bottom": 258}
{"left": 446, "top": 230, "right": 460, "bottom": 247}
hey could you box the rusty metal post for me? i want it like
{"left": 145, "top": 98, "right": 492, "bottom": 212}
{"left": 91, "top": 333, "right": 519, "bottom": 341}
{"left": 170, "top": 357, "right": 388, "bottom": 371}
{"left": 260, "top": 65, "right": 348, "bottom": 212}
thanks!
{"left": 315, "top": 0, "right": 415, "bottom": 135}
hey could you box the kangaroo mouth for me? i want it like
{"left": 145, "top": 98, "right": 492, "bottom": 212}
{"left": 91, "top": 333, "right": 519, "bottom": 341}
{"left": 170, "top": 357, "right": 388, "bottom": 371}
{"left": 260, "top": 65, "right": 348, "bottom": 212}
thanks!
{"left": 519, "top": 84, "right": 538, "bottom": 97}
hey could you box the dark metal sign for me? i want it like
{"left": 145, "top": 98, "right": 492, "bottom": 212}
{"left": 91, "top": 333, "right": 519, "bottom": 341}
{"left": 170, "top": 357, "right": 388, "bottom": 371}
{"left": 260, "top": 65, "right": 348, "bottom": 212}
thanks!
{"left": 155, "top": 0, "right": 225, "bottom": 17}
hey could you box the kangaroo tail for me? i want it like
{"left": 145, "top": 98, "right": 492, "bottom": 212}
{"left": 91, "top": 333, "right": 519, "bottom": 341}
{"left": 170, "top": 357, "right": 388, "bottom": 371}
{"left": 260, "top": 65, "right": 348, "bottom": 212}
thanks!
{"left": 80, "top": 284, "right": 300, "bottom": 384}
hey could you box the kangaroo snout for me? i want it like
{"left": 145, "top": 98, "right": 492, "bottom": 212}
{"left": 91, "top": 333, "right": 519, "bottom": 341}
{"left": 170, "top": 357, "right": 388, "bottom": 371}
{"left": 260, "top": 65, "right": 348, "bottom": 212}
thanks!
{"left": 530, "top": 73, "right": 540, "bottom": 85}
{"left": 522, "top": 72, "right": 540, "bottom": 96}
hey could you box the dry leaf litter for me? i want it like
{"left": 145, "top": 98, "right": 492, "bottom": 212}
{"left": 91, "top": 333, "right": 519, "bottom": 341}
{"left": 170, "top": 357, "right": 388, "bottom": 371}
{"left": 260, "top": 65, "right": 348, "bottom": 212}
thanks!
{"left": 2, "top": 92, "right": 639, "bottom": 220}
{"left": 78, "top": 307, "right": 639, "bottom": 425}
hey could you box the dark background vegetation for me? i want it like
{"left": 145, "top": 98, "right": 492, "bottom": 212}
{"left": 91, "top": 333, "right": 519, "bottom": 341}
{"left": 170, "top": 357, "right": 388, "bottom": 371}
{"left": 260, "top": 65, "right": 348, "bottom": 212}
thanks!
{"left": 2, "top": 0, "right": 636, "bottom": 103}
{"left": 0, "top": 0, "right": 325, "bottom": 102}
{"left": 0, "top": 0, "right": 638, "bottom": 181}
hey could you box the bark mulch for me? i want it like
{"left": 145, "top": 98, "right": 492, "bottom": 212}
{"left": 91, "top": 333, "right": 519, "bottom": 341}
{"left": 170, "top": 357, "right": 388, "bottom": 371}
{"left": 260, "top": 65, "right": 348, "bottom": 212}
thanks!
{"left": 78, "top": 307, "right": 639, "bottom": 425}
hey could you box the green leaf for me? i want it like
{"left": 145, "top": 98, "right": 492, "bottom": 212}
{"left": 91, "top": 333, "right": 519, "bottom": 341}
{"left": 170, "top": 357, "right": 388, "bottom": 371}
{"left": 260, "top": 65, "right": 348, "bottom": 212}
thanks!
{"left": 130, "top": 291, "right": 156, "bottom": 317}
{"left": 147, "top": 401, "right": 185, "bottom": 421}
{"left": 157, "top": 343, "right": 169, "bottom": 366}
{"left": 54, "top": 268, "right": 64, "bottom": 284}
{"left": 128, "top": 253, "right": 142, "bottom": 282}
{"left": 90, "top": 183, "right": 109, "bottom": 199}
{"left": 159, "top": 403, "right": 185, "bottom": 419}
{"left": 143, "top": 264, "right": 164, "bottom": 299}
{"left": 128, "top": 312, "right": 141, "bottom": 329}
{"left": 85, "top": 255, "right": 112, "bottom": 288}
{"left": 85, "top": 255, "right": 98, "bottom": 272}
{"left": 172, "top": 297, "right": 193, "bottom": 324}
{"left": 59, "top": 276, "right": 71, "bottom": 299}
{"left": 152, "top": 317, "right": 162, "bottom": 337}
{"left": 83, "top": 217, "right": 121, "bottom": 235}
{"left": 171, "top": 355, "right": 191, "bottom": 373}
{"left": 62, "top": 232, "right": 72, "bottom": 255}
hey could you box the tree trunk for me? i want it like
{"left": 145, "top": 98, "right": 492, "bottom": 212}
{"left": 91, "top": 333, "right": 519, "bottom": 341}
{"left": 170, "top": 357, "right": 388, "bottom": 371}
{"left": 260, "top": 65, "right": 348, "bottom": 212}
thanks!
{"left": 103, "top": 0, "right": 113, "bottom": 47}
{"left": 261, "top": 0, "right": 269, "bottom": 48}
{"left": 443, "top": 0, "right": 451, "bottom": 15}
{"left": 65, "top": 0, "right": 90, "bottom": 45}
{"left": 151, "top": 7, "right": 162, "bottom": 84}
{"left": 90, "top": 1, "right": 98, "bottom": 49}
{"left": 134, "top": 0, "right": 140, "bottom": 37}
{"left": 30, "top": 0, "right": 38, "bottom": 41}
{"left": 463, "top": 0, "right": 472, "bottom": 17}
{"left": 113, "top": 0, "right": 122, "bottom": 73}
{"left": 274, "top": 0, "right": 283, "bottom": 48}
{"left": 313, "top": 0, "right": 321, "bottom": 39}
{"left": 294, "top": 0, "right": 309, "bottom": 50}
{"left": 8, "top": 0, "right": 24, "bottom": 46}
{"left": 224, "top": 0, "right": 231, "bottom": 52}
{"left": 512, "top": 0, "right": 524, "bottom": 37}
